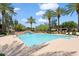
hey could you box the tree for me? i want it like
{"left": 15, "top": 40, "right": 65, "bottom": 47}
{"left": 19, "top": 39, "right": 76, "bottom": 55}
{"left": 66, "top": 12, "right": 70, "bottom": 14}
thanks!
{"left": 14, "top": 24, "right": 26, "bottom": 31}
{"left": 0, "top": 19, "right": 1, "bottom": 24}
{"left": 26, "top": 16, "right": 35, "bottom": 30}
{"left": 62, "top": 21, "right": 77, "bottom": 34}
{"left": 13, "top": 20, "right": 18, "bottom": 26}
{"left": 51, "top": 19, "right": 57, "bottom": 28}
{"left": 66, "top": 3, "right": 79, "bottom": 32}
{"left": 0, "top": 3, "right": 15, "bottom": 34}
{"left": 36, "top": 24, "right": 48, "bottom": 31}
{"left": 43, "top": 10, "right": 54, "bottom": 33}
{"left": 13, "top": 20, "right": 26, "bottom": 31}
{"left": 53, "top": 7, "right": 67, "bottom": 33}
{"left": 62, "top": 21, "right": 77, "bottom": 28}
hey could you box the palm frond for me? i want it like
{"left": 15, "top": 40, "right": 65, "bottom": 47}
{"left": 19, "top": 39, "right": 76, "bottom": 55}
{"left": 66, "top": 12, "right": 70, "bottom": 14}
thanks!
{"left": 26, "top": 16, "right": 36, "bottom": 24}
{"left": 42, "top": 10, "right": 54, "bottom": 19}
{"left": 66, "top": 3, "right": 77, "bottom": 16}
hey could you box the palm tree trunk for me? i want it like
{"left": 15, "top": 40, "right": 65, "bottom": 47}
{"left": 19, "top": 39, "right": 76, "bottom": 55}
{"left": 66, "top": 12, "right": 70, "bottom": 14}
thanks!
{"left": 48, "top": 18, "right": 51, "bottom": 33}
{"left": 58, "top": 15, "right": 60, "bottom": 34}
{"left": 76, "top": 4, "right": 79, "bottom": 32}
{"left": 6, "top": 15, "right": 10, "bottom": 35}
{"left": 2, "top": 10, "right": 6, "bottom": 33}
{"left": 6, "top": 24, "right": 9, "bottom": 35}
{"left": 31, "top": 23, "right": 32, "bottom": 31}
{"left": 78, "top": 13, "right": 79, "bottom": 32}
{"left": 8, "top": 16, "right": 12, "bottom": 34}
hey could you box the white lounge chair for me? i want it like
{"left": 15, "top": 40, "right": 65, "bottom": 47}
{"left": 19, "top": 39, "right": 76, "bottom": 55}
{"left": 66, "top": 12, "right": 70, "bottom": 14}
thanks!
{"left": 66, "top": 32, "right": 72, "bottom": 35}
{"left": 76, "top": 32, "right": 79, "bottom": 36}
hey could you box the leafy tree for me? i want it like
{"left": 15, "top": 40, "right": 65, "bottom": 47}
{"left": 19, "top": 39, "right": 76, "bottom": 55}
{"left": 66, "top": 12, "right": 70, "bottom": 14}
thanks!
{"left": 13, "top": 20, "right": 26, "bottom": 31}
{"left": 62, "top": 21, "right": 77, "bottom": 28}
{"left": 14, "top": 24, "right": 26, "bottom": 31}
{"left": 62, "top": 21, "right": 77, "bottom": 34}
{"left": 36, "top": 24, "right": 48, "bottom": 31}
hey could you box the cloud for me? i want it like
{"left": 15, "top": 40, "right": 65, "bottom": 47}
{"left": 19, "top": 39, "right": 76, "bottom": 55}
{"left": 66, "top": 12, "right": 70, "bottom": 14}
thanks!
{"left": 36, "top": 3, "right": 59, "bottom": 16}
{"left": 14, "top": 8, "right": 21, "bottom": 12}
{"left": 38, "top": 18, "right": 48, "bottom": 23}
{"left": 20, "top": 18, "right": 27, "bottom": 22}
{"left": 39, "top": 3, "right": 59, "bottom": 11}
{"left": 36, "top": 11, "right": 45, "bottom": 16}
{"left": 18, "top": 18, "right": 28, "bottom": 26}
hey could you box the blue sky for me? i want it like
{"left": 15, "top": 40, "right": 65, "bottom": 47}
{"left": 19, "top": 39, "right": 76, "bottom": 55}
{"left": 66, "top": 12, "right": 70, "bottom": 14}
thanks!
{"left": 12, "top": 3, "right": 78, "bottom": 27}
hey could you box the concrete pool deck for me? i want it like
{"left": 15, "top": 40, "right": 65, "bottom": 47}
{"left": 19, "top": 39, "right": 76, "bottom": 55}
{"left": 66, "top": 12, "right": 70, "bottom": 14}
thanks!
{"left": 0, "top": 35, "right": 23, "bottom": 46}
{"left": 0, "top": 35, "right": 79, "bottom": 56}
{"left": 32, "top": 36, "right": 79, "bottom": 56}
{"left": 0, "top": 35, "right": 29, "bottom": 56}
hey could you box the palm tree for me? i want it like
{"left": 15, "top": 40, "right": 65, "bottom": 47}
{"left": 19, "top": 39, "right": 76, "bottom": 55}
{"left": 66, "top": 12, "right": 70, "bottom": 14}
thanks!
{"left": 66, "top": 3, "right": 79, "bottom": 32}
{"left": 5, "top": 13, "right": 14, "bottom": 34}
{"left": 27, "top": 16, "right": 35, "bottom": 30}
{"left": 43, "top": 10, "right": 54, "bottom": 33}
{"left": 0, "top": 3, "right": 15, "bottom": 34}
{"left": 51, "top": 19, "right": 57, "bottom": 28}
{"left": 13, "top": 20, "right": 18, "bottom": 26}
{"left": 53, "top": 7, "right": 67, "bottom": 33}
{"left": 0, "top": 19, "right": 1, "bottom": 24}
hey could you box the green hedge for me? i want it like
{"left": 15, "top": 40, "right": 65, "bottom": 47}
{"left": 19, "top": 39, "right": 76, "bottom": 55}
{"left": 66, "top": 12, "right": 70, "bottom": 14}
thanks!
{"left": 36, "top": 24, "right": 48, "bottom": 31}
{"left": 0, "top": 53, "right": 5, "bottom": 56}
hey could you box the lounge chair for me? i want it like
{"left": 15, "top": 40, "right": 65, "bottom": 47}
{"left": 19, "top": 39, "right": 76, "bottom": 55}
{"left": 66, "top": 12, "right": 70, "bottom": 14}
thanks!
{"left": 76, "top": 32, "right": 79, "bottom": 36}
{"left": 66, "top": 32, "right": 72, "bottom": 35}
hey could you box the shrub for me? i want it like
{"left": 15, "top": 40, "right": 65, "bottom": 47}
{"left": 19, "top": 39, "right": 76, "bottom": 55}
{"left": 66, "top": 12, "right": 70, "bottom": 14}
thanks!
{"left": 0, "top": 32, "right": 7, "bottom": 35}
{"left": 72, "top": 29, "right": 76, "bottom": 35}
{"left": 36, "top": 24, "right": 48, "bottom": 31}
{"left": 0, "top": 53, "right": 5, "bottom": 56}
{"left": 14, "top": 24, "right": 26, "bottom": 31}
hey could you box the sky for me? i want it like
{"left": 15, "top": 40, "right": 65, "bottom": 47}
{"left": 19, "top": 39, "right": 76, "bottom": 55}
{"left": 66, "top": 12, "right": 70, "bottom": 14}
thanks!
{"left": 12, "top": 3, "right": 78, "bottom": 28}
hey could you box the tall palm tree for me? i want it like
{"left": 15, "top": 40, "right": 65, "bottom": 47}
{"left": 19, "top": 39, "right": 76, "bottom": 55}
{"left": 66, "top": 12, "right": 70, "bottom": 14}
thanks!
{"left": 43, "top": 10, "right": 54, "bottom": 33}
{"left": 13, "top": 20, "right": 19, "bottom": 30}
{"left": 53, "top": 7, "right": 67, "bottom": 33}
{"left": 51, "top": 19, "right": 57, "bottom": 28}
{"left": 0, "top": 19, "right": 1, "bottom": 24}
{"left": 13, "top": 20, "right": 18, "bottom": 26}
{"left": 0, "top": 3, "right": 15, "bottom": 34}
{"left": 66, "top": 3, "right": 79, "bottom": 32}
{"left": 27, "top": 16, "right": 35, "bottom": 30}
{"left": 5, "top": 13, "right": 14, "bottom": 34}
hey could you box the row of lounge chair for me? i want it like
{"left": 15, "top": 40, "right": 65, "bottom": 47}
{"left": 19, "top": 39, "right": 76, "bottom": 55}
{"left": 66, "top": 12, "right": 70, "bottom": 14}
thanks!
{"left": 66, "top": 32, "right": 79, "bottom": 36}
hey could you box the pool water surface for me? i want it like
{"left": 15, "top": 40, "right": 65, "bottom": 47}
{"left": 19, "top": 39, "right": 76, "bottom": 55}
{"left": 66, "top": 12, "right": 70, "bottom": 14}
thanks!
{"left": 18, "top": 33, "right": 72, "bottom": 47}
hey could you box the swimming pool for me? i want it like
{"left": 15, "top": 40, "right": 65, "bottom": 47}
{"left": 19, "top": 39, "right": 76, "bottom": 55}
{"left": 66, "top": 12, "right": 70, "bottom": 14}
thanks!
{"left": 18, "top": 32, "right": 72, "bottom": 47}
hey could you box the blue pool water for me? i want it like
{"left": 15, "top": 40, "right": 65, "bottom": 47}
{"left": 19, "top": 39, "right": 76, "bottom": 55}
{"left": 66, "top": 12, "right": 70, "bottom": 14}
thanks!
{"left": 18, "top": 33, "right": 72, "bottom": 47}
